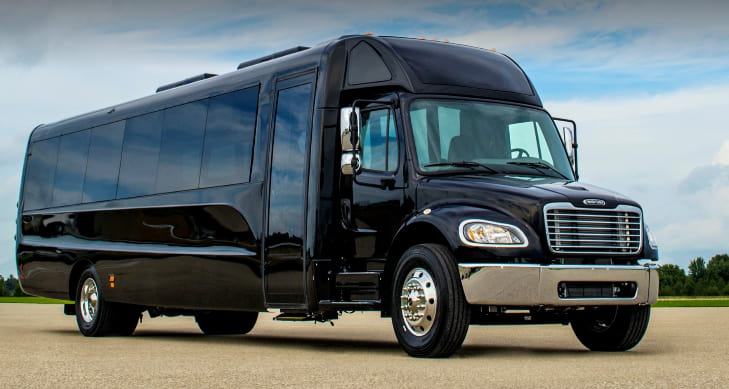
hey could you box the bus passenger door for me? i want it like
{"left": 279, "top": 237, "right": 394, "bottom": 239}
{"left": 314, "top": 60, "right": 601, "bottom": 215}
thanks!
{"left": 264, "top": 74, "right": 315, "bottom": 307}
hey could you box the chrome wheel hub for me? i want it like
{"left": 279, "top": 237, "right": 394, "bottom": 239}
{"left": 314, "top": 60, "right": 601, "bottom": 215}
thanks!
{"left": 79, "top": 278, "right": 98, "bottom": 323}
{"left": 399, "top": 267, "right": 437, "bottom": 336}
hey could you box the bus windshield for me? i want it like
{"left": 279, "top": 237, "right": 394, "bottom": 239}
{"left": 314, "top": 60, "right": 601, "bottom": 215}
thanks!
{"left": 408, "top": 99, "right": 574, "bottom": 180}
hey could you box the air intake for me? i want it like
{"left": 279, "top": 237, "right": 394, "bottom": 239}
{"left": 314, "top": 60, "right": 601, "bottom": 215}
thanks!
{"left": 237, "top": 46, "right": 310, "bottom": 70}
{"left": 156, "top": 73, "right": 217, "bottom": 93}
{"left": 544, "top": 203, "right": 642, "bottom": 255}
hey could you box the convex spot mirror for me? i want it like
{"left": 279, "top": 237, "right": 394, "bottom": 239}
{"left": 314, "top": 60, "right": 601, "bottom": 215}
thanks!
{"left": 340, "top": 107, "right": 362, "bottom": 175}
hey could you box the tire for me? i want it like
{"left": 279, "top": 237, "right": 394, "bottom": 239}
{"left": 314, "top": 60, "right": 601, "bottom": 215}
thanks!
{"left": 570, "top": 305, "right": 651, "bottom": 351}
{"left": 75, "top": 268, "right": 139, "bottom": 337}
{"left": 390, "top": 244, "right": 470, "bottom": 358}
{"left": 194, "top": 311, "right": 258, "bottom": 335}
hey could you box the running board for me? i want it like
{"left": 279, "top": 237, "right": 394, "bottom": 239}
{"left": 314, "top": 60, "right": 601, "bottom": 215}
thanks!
{"left": 317, "top": 300, "right": 380, "bottom": 311}
{"left": 274, "top": 311, "right": 338, "bottom": 322}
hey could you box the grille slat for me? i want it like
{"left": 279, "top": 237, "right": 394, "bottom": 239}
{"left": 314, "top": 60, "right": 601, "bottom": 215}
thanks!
{"left": 544, "top": 203, "right": 643, "bottom": 255}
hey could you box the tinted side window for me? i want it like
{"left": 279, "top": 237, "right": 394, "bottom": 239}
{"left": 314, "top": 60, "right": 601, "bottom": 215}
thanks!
{"left": 156, "top": 101, "right": 208, "bottom": 193}
{"left": 52, "top": 130, "right": 91, "bottom": 206}
{"left": 23, "top": 137, "right": 59, "bottom": 210}
{"left": 200, "top": 86, "right": 259, "bottom": 187}
{"left": 268, "top": 82, "right": 313, "bottom": 241}
{"left": 117, "top": 111, "right": 163, "bottom": 198}
{"left": 360, "top": 108, "right": 398, "bottom": 171}
{"left": 83, "top": 121, "right": 125, "bottom": 203}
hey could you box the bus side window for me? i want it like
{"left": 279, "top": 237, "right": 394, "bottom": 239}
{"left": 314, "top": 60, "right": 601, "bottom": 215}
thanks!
{"left": 200, "top": 86, "right": 259, "bottom": 187}
{"left": 360, "top": 108, "right": 398, "bottom": 172}
{"left": 117, "top": 111, "right": 164, "bottom": 198}
{"left": 23, "top": 137, "right": 60, "bottom": 210}
{"left": 156, "top": 100, "right": 207, "bottom": 193}
{"left": 83, "top": 121, "right": 125, "bottom": 203}
{"left": 53, "top": 130, "right": 91, "bottom": 206}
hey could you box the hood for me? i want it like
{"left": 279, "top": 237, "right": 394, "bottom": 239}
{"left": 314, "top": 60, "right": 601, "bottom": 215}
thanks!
{"left": 417, "top": 174, "right": 640, "bottom": 225}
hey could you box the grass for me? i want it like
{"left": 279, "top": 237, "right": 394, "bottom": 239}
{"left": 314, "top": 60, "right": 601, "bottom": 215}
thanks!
{"left": 0, "top": 296, "right": 72, "bottom": 304}
{"left": 653, "top": 298, "right": 729, "bottom": 308}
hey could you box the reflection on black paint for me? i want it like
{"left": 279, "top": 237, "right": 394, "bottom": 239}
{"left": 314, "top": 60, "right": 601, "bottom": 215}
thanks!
{"left": 83, "top": 121, "right": 125, "bottom": 203}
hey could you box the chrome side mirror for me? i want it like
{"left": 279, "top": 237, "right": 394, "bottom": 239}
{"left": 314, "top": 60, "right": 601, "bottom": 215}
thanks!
{"left": 340, "top": 107, "right": 361, "bottom": 175}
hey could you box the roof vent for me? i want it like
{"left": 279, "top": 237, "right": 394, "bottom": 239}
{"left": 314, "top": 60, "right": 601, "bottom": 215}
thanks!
{"left": 156, "top": 73, "right": 218, "bottom": 93}
{"left": 237, "top": 46, "right": 310, "bottom": 70}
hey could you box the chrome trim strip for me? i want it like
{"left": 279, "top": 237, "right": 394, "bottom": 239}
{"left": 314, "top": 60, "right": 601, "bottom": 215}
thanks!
{"left": 20, "top": 235, "right": 255, "bottom": 257}
{"left": 458, "top": 263, "right": 658, "bottom": 306}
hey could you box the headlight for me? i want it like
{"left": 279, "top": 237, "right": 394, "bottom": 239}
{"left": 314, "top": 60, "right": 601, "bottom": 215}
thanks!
{"left": 459, "top": 219, "right": 528, "bottom": 247}
{"left": 646, "top": 225, "right": 659, "bottom": 250}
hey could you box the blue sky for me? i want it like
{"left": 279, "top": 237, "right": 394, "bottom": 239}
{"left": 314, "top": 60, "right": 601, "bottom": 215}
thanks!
{"left": 1, "top": 0, "right": 729, "bottom": 276}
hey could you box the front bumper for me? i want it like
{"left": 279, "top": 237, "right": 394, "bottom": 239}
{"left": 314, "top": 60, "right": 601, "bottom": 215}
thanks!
{"left": 458, "top": 263, "right": 659, "bottom": 306}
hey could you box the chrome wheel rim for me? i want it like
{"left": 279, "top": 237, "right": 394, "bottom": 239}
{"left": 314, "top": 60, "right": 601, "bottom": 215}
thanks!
{"left": 400, "top": 267, "right": 437, "bottom": 336}
{"left": 79, "top": 278, "right": 98, "bottom": 323}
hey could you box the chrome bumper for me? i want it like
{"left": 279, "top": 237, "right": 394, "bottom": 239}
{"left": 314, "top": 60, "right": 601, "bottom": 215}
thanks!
{"left": 458, "top": 263, "right": 659, "bottom": 306}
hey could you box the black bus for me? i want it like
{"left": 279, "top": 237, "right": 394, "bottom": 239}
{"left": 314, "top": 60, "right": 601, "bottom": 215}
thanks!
{"left": 16, "top": 35, "right": 659, "bottom": 357}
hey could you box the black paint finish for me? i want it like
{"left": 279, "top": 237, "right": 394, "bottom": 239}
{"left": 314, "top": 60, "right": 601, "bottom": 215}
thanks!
{"left": 17, "top": 34, "right": 655, "bottom": 316}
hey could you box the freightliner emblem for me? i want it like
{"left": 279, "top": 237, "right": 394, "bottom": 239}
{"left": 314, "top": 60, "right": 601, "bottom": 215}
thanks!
{"left": 582, "top": 198, "right": 606, "bottom": 206}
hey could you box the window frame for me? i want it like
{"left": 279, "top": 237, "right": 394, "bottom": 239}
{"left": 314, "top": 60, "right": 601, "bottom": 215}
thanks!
{"left": 358, "top": 106, "right": 399, "bottom": 173}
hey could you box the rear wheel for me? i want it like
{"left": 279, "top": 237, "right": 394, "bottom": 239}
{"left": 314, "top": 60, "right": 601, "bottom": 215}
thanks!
{"left": 75, "top": 268, "right": 139, "bottom": 337}
{"left": 570, "top": 305, "right": 651, "bottom": 351}
{"left": 390, "top": 244, "right": 470, "bottom": 358}
{"left": 195, "top": 311, "right": 258, "bottom": 335}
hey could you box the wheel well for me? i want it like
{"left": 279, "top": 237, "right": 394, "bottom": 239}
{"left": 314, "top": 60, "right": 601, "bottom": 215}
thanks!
{"left": 381, "top": 222, "right": 451, "bottom": 316}
{"left": 68, "top": 260, "right": 93, "bottom": 301}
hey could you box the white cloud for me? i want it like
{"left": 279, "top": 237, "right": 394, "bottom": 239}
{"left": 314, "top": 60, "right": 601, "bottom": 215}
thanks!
{"left": 713, "top": 140, "right": 729, "bottom": 165}
{"left": 453, "top": 0, "right": 729, "bottom": 73}
{"left": 545, "top": 83, "right": 729, "bottom": 268}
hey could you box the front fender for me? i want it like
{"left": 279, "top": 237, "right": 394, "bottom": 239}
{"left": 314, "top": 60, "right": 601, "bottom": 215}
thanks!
{"left": 393, "top": 205, "right": 545, "bottom": 263}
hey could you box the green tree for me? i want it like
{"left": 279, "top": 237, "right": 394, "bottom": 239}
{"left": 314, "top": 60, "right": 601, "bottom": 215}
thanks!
{"left": 14, "top": 281, "right": 27, "bottom": 297}
{"left": 688, "top": 257, "right": 707, "bottom": 281}
{"left": 0, "top": 274, "right": 7, "bottom": 297}
{"left": 657, "top": 264, "right": 686, "bottom": 296}
{"left": 707, "top": 254, "right": 729, "bottom": 283}
{"left": 4, "top": 275, "right": 20, "bottom": 297}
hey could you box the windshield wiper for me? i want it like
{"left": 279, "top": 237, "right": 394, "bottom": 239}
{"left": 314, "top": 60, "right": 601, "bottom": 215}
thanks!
{"left": 506, "top": 161, "right": 570, "bottom": 180}
{"left": 423, "top": 161, "right": 499, "bottom": 174}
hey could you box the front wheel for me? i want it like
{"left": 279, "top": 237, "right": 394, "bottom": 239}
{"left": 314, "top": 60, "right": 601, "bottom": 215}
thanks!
{"left": 391, "top": 244, "right": 470, "bottom": 358}
{"left": 570, "top": 305, "right": 651, "bottom": 351}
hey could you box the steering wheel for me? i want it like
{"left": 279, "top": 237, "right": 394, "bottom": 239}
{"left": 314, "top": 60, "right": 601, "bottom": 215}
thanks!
{"left": 511, "top": 148, "right": 530, "bottom": 158}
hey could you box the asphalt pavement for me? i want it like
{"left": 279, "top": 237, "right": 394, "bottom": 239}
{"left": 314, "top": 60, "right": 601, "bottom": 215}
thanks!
{"left": 1, "top": 304, "right": 726, "bottom": 388}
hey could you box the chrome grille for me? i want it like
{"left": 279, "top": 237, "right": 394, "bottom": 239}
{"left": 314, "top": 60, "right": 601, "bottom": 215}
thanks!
{"left": 544, "top": 203, "right": 642, "bottom": 255}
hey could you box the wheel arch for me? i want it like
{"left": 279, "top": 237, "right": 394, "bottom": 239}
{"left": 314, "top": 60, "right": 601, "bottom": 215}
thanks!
{"left": 68, "top": 259, "right": 94, "bottom": 301}
{"left": 382, "top": 219, "right": 453, "bottom": 316}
